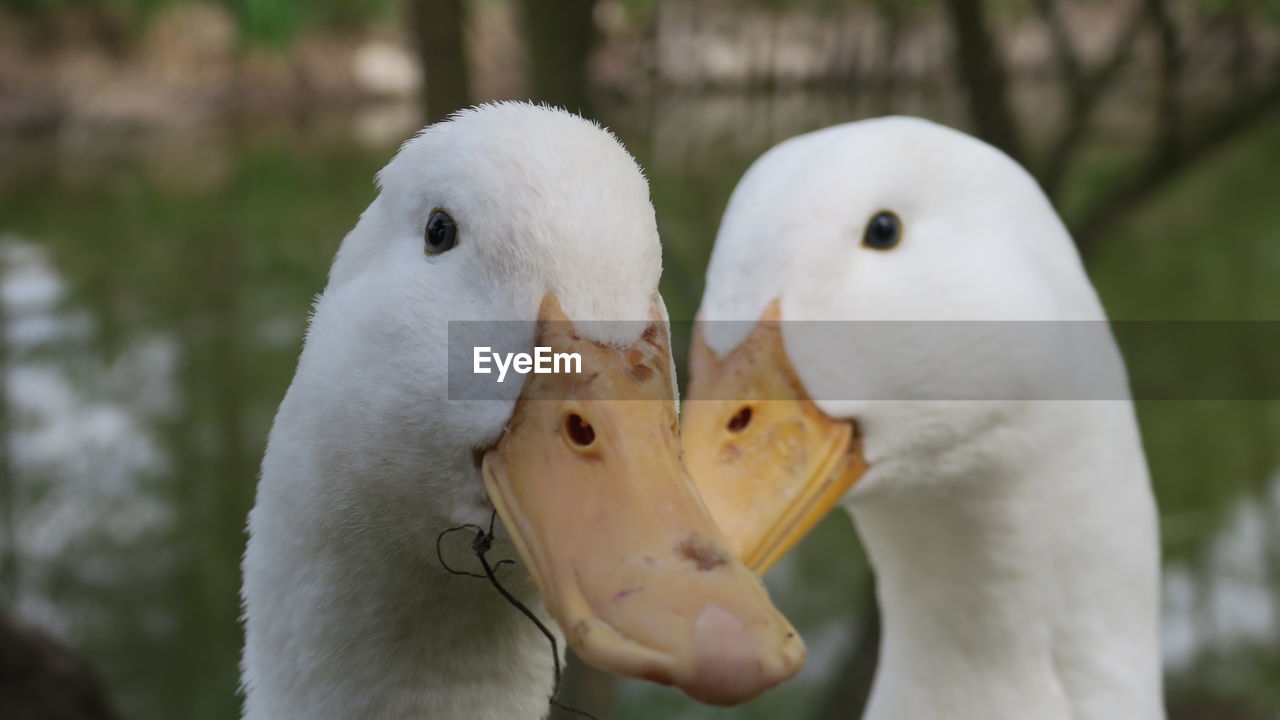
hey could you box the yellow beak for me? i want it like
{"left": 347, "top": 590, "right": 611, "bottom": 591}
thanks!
{"left": 681, "top": 300, "right": 867, "bottom": 574}
{"left": 482, "top": 296, "right": 805, "bottom": 706}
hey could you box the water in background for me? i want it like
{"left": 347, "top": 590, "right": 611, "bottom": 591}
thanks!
{"left": 1, "top": 88, "right": 1278, "bottom": 719}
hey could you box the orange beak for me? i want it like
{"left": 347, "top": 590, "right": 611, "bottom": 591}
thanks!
{"left": 482, "top": 296, "right": 805, "bottom": 705}
{"left": 680, "top": 300, "right": 867, "bottom": 574}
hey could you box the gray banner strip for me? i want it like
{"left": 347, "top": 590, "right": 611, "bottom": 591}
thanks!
{"left": 446, "top": 321, "right": 1280, "bottom": 401}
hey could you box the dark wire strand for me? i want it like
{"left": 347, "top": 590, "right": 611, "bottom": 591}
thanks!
{"left": 436, "top": 512, "right": 602, "bottom": 720}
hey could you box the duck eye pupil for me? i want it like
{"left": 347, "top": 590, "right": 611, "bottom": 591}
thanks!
{"left": 863, "top": 211, "right": 901, "bottom": 250}
{"left": 565, "top": 414, "right": 596, "bottom": 447}
{"left": 424, "top": 211, "right": 458, "bottom": 255}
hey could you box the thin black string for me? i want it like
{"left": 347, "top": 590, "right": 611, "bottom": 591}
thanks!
{"left": 437, "top": 512, "right": 601, "bottom": 720}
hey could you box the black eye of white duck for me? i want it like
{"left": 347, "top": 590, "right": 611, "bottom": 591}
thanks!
{"left": 423, "top": 209, "right": 458, "bottom": 255}
{"left": 862, "top": 210, "right": 902, "bottom": 250}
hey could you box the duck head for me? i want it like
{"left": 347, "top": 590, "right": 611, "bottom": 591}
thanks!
{"left": 680, "top": 116, "right": 1117, "bottom": 572}
{"left": 298, "top": 103, "right": 803, "bottom": 704}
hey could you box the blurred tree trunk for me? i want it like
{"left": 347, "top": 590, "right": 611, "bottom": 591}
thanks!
{"left": 764, "top": 7, "right": 782, "bottom": 92}
{"left": 944, "top": 0, "right": 1023, "bottom": 162}
{"left": 521, "top": 0, "right": 599, "bottom": 117}
{"left": 1150, "top": 0, "right": 1183, "bottom": 155}
{"left": 873, "top": 0, "right": 904, "bottom": 111}
{"left": 1227, "top": 1, "right": 1254, "bottom": 96}
{"left": 408, "top": 0, "right": 471, "bottom": 123}
{"left": 1034, "top": 0, "right": 1145, "bottom": 199}
{"left": 0, "top": 267, "right": 12, "bottom": 604}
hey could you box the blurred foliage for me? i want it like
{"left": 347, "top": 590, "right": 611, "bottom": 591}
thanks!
{"left": 5, "top": 0, "right": 1278, "bottom": 47}
{"left": 224, "top": 0, "right": 399, "bottom": 47}
{"left": 2, "top": 0, "right": 399, "bottom": 45}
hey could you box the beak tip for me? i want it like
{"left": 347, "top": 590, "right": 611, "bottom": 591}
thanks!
{"left": 678, "top": 604, "right": 806, "bottom": 706}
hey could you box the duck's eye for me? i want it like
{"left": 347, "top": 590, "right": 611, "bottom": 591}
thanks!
{"left": 424, "top": 210, "right": 458, "bottom": 255}
{"left": 862, "top": 211, "right": 902, "bottom": 250}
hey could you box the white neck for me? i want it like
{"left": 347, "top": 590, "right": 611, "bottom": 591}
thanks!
{"left": 851, "top": 403, "right": 1164, "bottom": 720}
{"left": 241, "top": 385, "right": 560, "bottom": 720}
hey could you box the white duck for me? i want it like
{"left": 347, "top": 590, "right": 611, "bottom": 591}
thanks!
{"left": 240, "top": 103, "right": 803, "bottom": 720}
{"left": 680, "top": 117, "right": 1164, "bottom": 720}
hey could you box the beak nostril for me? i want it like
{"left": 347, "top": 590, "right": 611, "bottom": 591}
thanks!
{"left": 565, "top": 413, "right": 596, "bottom": 447}
{"left": 726, "top": 406, "right": 753, "bottom": 433}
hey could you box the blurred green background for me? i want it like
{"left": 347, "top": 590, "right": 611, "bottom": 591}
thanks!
{"left": 0, "top": 0, "right": 1277, "bottom": 718}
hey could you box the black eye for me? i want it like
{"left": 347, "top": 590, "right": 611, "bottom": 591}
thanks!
{"left": 862, "top": 211, "right": 902, "bottom": 250}
{"left": 424, "top": 210, "right": 458, "bottom": 255}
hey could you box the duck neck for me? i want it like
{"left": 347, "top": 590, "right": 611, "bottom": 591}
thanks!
{"left": 851, "top": 404, "right": 1163, "bottom": 720}
{"left": 241, "top": 402, "right": 559, "bottom": 720}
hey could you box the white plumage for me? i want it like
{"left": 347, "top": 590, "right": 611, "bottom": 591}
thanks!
{"left": 240, "top": 103, "right": 664, "bottom": 720}
{"left": 696, "top": 117, "right": 1164, "bottom": 719}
